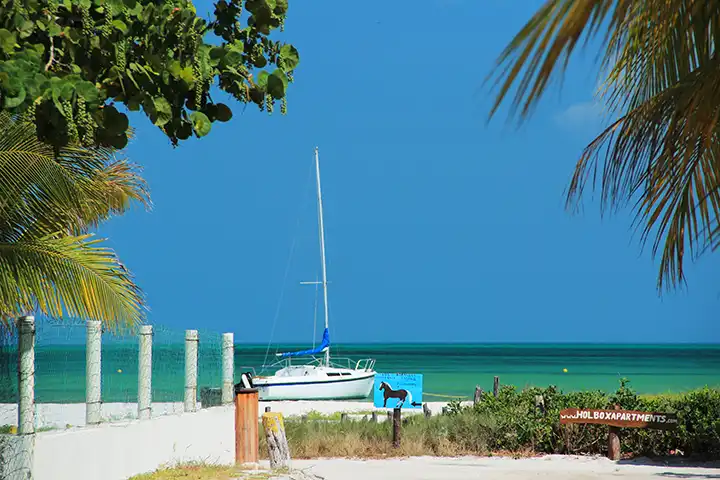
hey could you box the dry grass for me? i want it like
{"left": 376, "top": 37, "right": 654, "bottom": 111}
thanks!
{"left": 260, "top": 413, "right": 496, "bottom": 459}
{"left": 128, "top": 463, "right": 269, "bottom": 480}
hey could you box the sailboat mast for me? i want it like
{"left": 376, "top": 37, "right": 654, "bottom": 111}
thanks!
{"left": 314, "top": 146, "right": 331, "bottom": 367}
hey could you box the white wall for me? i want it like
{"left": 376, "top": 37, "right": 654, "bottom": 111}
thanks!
{"left": 33, "top": 405, "right": 235, "bottom": 480}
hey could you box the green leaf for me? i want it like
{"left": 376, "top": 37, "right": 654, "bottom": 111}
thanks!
{"left": 253, "top": 55, "right": 267, "bottom": 68}
{"left": 102, "top": 105, "right": 129, "bottom": 135}
{"left": 112, "top": 20, "right": 128, "bottom": 34}
{"left": 168, "top": 61, "right": 195, "bottom": 85}
{"left": 0, "top": 29, "right": 17, "bottom": 53}
{"left": 18, "top": 20, "right": 34, "bottom": 38}
{"left": 267, "top": 69, "right": 288, "bottom": 99}
{"left": 74, "top": 81, "right": 100, "bottom": 104}
{"left": 4, "top": 86, "right": 26, "bottom": 108}
{"left": 280, "top": 44, "right": 300, "bottom": 70}
{"left": 151, "top": 97, "right": 172, "bottom": 126}
{"left": 67, "top": 27, "right": 82, "bottom": 44}
{"left": 190, "top": 111, "right": 211, "bottom": 137}
{"left": 214, "top": 103, "right": 232, "bottom": 122}
{"left": 256, "top": 71, "right": 269, "bottom": 89}
{"left": 108, "top": 132, "right": 128, "bottom": 149}
{"left": 48, "top": 22, "right": 62, "bottom": 37}
{"left": 222, "top": 49, "right": 243, "bottom": 68}
{"left": 176, "top": 120, "right": 192, "bottom": 140}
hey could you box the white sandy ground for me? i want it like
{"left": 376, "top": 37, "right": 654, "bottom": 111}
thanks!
{"left": 0, "top": 401, "right": 467, "bottom": 429}
{"left": 262, "top": 456, "right": 720, "bottom": 480}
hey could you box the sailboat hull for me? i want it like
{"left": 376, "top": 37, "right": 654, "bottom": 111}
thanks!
{"left": 253, "top": 369, "right": 375, "bottom": 401}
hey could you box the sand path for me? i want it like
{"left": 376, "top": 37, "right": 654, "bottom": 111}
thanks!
{"left": 279, "top": 456, "right": 720, "bottom": 480}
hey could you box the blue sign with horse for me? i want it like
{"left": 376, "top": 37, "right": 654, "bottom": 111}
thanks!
{"left": 374, "top": 373, "right": 423, "bottom": 409}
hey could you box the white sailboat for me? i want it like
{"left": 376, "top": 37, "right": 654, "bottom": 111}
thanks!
{"left": 248, "top": 147, "right": 376, "bottom": 401}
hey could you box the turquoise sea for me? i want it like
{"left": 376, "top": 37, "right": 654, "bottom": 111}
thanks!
{"left": 2, "top": 342, "right": 720, "bottom": 403}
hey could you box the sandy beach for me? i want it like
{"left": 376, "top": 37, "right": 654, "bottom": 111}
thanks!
{"left": 0, "top": 400, "right": 468, "bottom": 429}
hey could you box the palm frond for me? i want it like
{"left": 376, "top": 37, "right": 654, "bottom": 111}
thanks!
{"left": 0, "top": 112, "right": 150, "bottom": 329}
{"left": 487, "top": 0, "right": 720, "bottom": 290}
{"left": 0, "top": 112, "right": 150, "bottom": 240}
{"left": 0, "top": 233, "right": 145, "bottom": 332}
{"left": 486, "top": 0, "right": 630, "bottom": 121}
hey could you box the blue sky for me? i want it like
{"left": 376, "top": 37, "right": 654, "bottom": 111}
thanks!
{"left": 96, "top": 0, "right": 720, "bottom": 344}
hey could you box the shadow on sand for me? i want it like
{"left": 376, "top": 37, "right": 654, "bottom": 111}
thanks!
{"left": 617, "top": 457, "right": 720, "bottom": 479}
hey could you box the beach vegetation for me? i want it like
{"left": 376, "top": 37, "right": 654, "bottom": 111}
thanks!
{"left": 129, "top": 462, "right": 270, "bottom": 480}
{"left": 273, "top": 380, "right": 720, "bottom": 460}
{"left": 487, "top": 0, "right": 720, "bottom": 292}
{"left": 0, "top": 0, "right": 298, "bottom": 149}
{"left": 0, "top": 111, "right": 149, "bottom": 331}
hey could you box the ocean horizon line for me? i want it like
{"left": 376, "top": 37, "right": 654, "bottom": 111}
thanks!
{"left": 18, "top": 340, "right": 720, "bottom": 348}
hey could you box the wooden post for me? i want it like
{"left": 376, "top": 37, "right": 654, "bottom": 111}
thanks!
{"left": 387, "top": 411, "right": 392, "bottom": 422}
{"left": 221, "top": 333, "right": 234, "bottom": 405}
{"left": 17, "top": 316, "right": 35, "bottom": 479}
{"left": 138, "top": 325, "right": 153, "bottom": 420}
{"left": 17, "top": 316, "right": 35, "bottom": 436}
{"left": 608, "top": 405, "right": 621, "bottom": 461}
{"left": 86, "top": 319, "right": 102, "bottom": 425}
{"left": 184, "top": 330, "right": 199, "bottom": 412}
{"left": 262, "top": 412, "right": 291, "bottom": 469}
{"left": 370, "top": 412, "right": 377, "bottom": 423}
{"left": 423, "top": 403, "right": 431, "bottom": 418}
{"left": 392, "top": 407, "right": 401, "bottom": 448}
{"left": 341, "top": 413, "right": 348, "bottom": 423}
{"left": 265, "top": 406, "right": 271, "bottom": 413}
{"left": 474, "top": 386, "right": 483, "bottom": 405}
{"left": 234, "top": 386, "right": 259, "bottom": 465}
{"left": 493, "top": 376, "right": 499, "bottom": 398}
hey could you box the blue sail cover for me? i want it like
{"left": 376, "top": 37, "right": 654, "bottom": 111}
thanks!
{"left": 278, "top": 328, "right": 330, "bottom": 359}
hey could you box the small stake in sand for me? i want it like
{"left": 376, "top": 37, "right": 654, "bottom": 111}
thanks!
{"left": 474, "top": 385, "right": 483, "bottom": 405}
{"left": 262, "top": 412, "right": 291, "bottom": 469}
{"left": 392, "top": 407, "right": 402, "bottom": 448}
{"left": 493, "top": 376, "right": 499, "bottom": 398}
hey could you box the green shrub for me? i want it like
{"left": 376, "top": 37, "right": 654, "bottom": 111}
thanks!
{"left": 447, "top": 379, "right": 720, "bottom": 459}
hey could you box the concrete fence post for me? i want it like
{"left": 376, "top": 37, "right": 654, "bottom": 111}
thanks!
{"left": 86, "top": 320, "right": 102, "bottom": 426}
{"left": 222, "top": 333, "right": 234, "bottom": 405}
{"left": 16, "top": 315, "right": 36, "bottom": 478}
{"left": 184, "top": 330, "right": 199, "bottom": 412}
{"left": 138, "top": 325, "right": 153, "bottom": 420}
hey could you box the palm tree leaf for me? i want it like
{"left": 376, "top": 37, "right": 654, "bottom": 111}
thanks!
{"left": 486, "top": 0, "right": 629, "bottom": 121}
{"left": 567, "top": 57, "right": 720, "bottom": 289}
{"left": 487, "top": 0, "right": 720, "bottom": 290}
{"left": 0, "top": 233, "right": 145, "bottom": 332}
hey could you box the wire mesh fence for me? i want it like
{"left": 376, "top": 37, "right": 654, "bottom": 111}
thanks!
{"left": 0, "top": 318, "right": 231, "bottom": 430}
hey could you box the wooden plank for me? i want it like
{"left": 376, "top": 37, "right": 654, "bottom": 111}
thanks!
{"left": 559, "top": 408, "right": 678, "bottom": 430}
{"left": 493, "top": 376, "right": 499, "bottom": 398}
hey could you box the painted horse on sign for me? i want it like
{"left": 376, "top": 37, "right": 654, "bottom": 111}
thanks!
{"left": 373, "top": 373, "right": 423, "bottom": 409}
